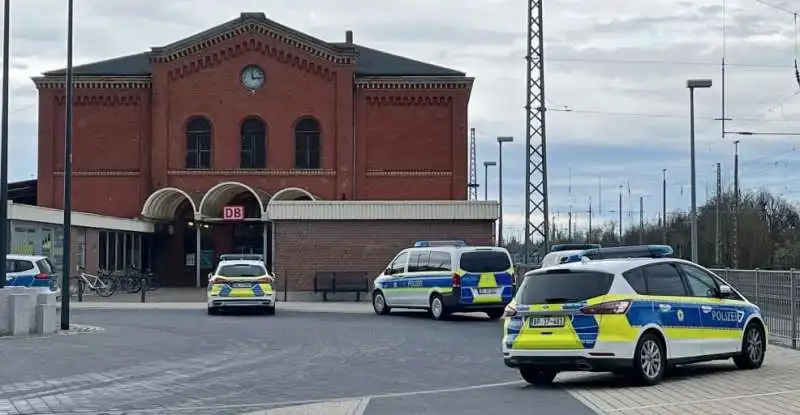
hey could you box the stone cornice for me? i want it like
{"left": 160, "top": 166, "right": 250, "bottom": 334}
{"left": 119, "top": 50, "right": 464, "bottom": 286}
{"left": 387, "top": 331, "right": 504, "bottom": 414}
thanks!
{"left": 366, "top": 170, "right": 453, "bottom": 177}
{"left": 53, "top": 170, "right": 140, "bottom": 177}
{"left": 32, "top": 76, "right": 152, "bottom": 90}
{"left": 355, "top": 76, "right": 474, "bottom": 90}
{"left": 167, "top": 169, "right": 336, "bottom": 176}
{"left": 150, "top": 17, "right": 357, "bottom": 66}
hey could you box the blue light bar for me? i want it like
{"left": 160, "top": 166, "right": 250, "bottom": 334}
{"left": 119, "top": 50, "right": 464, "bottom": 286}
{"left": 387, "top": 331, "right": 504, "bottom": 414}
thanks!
{"left": 219, "top": 254, "right": 265, "bottom": 262}
{"left": 551, "top": 243, "right": 601, "bottom": 252}
{"left": 580, "top": 245, "right": 674, "bottom": 260}
{"left": 413, "top": 240, "right": 468, "bottom": 248}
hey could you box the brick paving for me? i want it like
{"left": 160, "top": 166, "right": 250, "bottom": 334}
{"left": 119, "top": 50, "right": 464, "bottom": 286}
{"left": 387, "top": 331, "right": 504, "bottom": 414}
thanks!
{"left": 560, "top": 346, "right": 800, "bottom": 414}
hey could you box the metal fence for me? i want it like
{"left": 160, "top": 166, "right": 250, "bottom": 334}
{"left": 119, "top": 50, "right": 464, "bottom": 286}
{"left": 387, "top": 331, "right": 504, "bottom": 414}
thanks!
{"left": 513, "top": 264, "right": 800, "bottom": 349}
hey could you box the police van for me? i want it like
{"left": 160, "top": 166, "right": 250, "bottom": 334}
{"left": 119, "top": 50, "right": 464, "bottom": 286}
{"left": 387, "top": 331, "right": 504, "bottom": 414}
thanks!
{"left": 502, "top": 245, "right": 766, "bottom": 386}
{"left": 372, "top": 240, "right": 515, "bottom": 320}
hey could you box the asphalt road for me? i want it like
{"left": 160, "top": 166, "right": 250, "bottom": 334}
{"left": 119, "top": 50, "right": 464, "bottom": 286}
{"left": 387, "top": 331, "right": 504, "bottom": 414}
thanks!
{"left": 0, "top": 309, "right": 595, "bottom": 415}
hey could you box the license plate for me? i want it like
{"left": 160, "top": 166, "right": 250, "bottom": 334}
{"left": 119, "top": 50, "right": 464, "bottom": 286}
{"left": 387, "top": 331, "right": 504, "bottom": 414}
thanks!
{"left": 529, "top": 316, "right": 565, "bottom": 328}
{"left": 477, "top": 288, "right": 495, "bottom": 295}
{"left": 233, "top": 283, "right": 251, "bottom": 288}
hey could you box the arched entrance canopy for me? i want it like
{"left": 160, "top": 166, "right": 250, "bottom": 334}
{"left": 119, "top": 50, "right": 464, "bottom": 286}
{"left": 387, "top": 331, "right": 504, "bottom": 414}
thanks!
{"left": 269, "top": 187, "right": 317, "bottom": 203}
{"left": 198, "top": 181, "right": 271, "bottom": 218}
{"left": 141, "top": 187, "right": 200, "bottom": 220}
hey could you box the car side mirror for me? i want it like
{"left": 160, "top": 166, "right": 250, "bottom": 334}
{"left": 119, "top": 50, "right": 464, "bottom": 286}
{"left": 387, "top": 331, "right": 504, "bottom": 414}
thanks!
{"left": 207, "top": 272, "right": 212, "bottom": 280}
{"left": 384, "top": 267, "right": 392, "bottom": 275}
{"left": 718, "top": 284, "right": 732, "bottom": 297}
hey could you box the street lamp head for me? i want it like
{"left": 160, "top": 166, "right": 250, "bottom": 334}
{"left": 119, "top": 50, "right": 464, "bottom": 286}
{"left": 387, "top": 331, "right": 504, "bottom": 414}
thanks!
{"left": 497, "top": 136, "right": 514, "bottom": 143}
{"left": 686, "top": 79, "right": 712, "bottom": 89}
{"left": 484, "top": 161, "right": 497, "bottom": 167}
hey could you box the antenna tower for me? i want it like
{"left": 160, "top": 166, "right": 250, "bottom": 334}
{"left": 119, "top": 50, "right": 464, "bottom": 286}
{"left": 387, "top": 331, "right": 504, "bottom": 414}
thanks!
{"left": 468, "top": 127, "right": 478, "bottom": 200}
{"left": 523, "top": 0, "right": 549, "bottom": 262}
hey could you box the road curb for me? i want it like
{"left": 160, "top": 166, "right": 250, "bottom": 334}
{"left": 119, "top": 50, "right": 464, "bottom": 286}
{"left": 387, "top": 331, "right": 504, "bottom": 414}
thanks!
{"left": 66, "top": 302, "right": 375, "bottom": 314}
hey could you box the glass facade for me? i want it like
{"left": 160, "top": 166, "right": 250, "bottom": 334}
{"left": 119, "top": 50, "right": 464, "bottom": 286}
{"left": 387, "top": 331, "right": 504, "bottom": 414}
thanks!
{"left": 98, "top": 230, "right": 151, "bottom": 271}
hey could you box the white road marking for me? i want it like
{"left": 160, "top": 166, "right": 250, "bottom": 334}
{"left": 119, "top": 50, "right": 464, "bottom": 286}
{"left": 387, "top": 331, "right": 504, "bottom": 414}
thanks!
{"left": 351, "top": 398, "right": 371, "bottom": 415}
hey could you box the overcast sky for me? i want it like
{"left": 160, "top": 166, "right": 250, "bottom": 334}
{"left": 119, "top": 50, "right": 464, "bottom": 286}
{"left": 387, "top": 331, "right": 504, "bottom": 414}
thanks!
{"left": 3, "top": 0, "right": 800, "bottom": 238}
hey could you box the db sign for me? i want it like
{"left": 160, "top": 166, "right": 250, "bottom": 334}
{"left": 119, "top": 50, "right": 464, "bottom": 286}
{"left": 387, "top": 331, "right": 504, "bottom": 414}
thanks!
{"left": 223, "top": 206, "right": 245, "bottom": 220}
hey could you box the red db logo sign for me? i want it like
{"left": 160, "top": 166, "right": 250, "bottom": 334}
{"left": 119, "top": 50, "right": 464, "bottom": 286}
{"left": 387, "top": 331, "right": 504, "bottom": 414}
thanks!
{"left": 223, "top": 206, "right": 245, "bottom": 220}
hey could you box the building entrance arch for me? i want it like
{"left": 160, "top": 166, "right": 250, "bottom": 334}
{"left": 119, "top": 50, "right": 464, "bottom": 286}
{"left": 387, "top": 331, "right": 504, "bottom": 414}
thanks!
{"left": 198, "top": 181, "right": 270, "bottom": 218}
{"left": 268, "top": 187, "right": 317, "bottom": 203}
{"left": 141, "top": 187, "right": 199, "bottom": 220}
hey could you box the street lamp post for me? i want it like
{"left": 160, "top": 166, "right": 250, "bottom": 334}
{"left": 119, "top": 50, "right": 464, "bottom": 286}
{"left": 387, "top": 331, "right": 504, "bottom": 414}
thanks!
{"left": 0, "top": 0, "right": 11, "bottom": 289}
{"left": 61, "top": 0, "right": 75, "bottom": 330}
{"left": 482, "top": 161, "right": 496, "bottom": 201}
{"left": 496, "top": 136, "right": 513, "bottom": 246}
{"left": 686, "top": 79, "right": 713, "bottom": 263}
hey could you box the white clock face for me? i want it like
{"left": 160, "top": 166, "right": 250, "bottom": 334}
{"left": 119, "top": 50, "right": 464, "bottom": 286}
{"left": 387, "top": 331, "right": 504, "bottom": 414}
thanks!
{"left": 241, "top": 65, "right": 265, "bottom": 90}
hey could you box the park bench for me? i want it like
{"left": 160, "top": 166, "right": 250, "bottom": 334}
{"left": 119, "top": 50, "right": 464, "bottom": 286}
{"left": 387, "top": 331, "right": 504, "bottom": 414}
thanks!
{"left": 313, "top": 271, "right": 370, "bottom": 301}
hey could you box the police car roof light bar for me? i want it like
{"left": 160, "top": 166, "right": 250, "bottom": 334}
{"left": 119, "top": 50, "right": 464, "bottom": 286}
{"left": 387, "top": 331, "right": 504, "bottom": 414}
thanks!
{"left": 413, "top": 240, "right": 468, "bottom": 248}
{"left": 551, "top": 243, "right": 601, "bottom": 252}
{"left": 219, "top": 253, "right": 265, "bottom": 262}
{"left": 580, "top": 245, "right": 674, "bottom": 260}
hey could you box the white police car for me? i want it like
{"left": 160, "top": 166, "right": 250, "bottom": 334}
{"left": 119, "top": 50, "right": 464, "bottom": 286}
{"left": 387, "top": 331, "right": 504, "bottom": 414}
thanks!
{"left": 207, "top": 254, "right": 276, "bottom": 315}
{"left": 502, "top": 245, "right": 766, "bottom": 386}
{"left": 372, "top": 240, "right": 515, "bottom": 320}
{"left": 5, "top": 254, "right": 58, "bottom": 291}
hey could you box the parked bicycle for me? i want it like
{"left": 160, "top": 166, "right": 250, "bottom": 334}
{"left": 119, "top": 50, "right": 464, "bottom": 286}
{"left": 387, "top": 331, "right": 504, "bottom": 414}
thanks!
{"left": 72, "top": 267, "right": 116, "bottom": 297}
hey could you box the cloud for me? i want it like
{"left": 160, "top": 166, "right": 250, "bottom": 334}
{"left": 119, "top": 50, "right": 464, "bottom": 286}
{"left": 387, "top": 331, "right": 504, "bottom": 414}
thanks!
{"left": 1, "top": 0, "right": 799, "bottom": 237}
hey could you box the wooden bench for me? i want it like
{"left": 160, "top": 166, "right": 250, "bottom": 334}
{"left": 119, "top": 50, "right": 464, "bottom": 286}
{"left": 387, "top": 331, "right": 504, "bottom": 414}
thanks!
{"left": 313, "top": 272, "right": 370, "bottom": 301}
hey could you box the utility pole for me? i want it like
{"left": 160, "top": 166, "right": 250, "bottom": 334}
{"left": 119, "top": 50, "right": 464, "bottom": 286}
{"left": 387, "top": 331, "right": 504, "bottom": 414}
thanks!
{"left": 639, "top": 196, "right": 644, "bottom": 244}
{"left": 567, "top": 207, "right": 572, "bottom": 241}
{"left": 61, "top": 0, "right": 75, "bottom": 330}
{"left": 662, "top": 169, "right": 667, "bottom": 245}
{"left": 0, "top": 0, "right": 11, "bottom": 289}
{"left": 587, "top": 197, "right": 593, "bottom": 243}
{"left": 618, "top": 185, "right": 623, "bottom": 243}
{"left": 733, "top": 140, "right": 740, "bottom": 268}
{"left": 598, "top": 176, "right": 602, "bottom": 213}
{"left": 715, "top": 162, "right": 721, "bottom": 266}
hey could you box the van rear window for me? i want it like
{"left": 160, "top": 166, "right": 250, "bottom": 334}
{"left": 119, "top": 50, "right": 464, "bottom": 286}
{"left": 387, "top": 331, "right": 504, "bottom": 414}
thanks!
{"left": 517, "top": 270, "right": 614, "bottom": 304}
{"left": 459, "top": 251, "right": 511, "bottom": 273}
{"left": 36, "top": 259, "right": 54, "bottom": 274}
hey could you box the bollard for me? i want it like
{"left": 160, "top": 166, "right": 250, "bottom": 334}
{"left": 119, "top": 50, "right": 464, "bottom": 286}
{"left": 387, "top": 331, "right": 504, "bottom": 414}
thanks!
{"left": 140, "top": 276, "right": 148, "bottom": 303}
{"left": 283, "top": 274, "right": 288, "bottom": 302}
{"left": 77, "top": 279, "right": 83, "bottom": 302}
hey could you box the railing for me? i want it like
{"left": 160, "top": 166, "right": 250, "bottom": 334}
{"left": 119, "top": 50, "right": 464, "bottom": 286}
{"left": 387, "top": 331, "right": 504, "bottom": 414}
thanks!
{"left": 711, "top": 268, "right": 799, "bottom": 349}
{"left": 514, "top": 263, "right": 800, "bottom": 349}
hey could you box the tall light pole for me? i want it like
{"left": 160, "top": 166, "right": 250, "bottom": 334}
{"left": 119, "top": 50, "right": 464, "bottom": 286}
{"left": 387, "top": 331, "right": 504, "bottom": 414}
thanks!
{"left": 497, "top": 136, "right": 513, "bottom": 246}
{"left": 483, "top": 161, "right": 496, "bottom": 201}
{"left": 0, "top": 0, "right": 10, "bottom": 289}
{"left": 687, "top": 79, "right": 713, "bottom": 263}
{"left": 661, "top": 168, "right": 667, "bottom": 245}
{"left": 61, "top": 0, "right": 75, "bottom": 330}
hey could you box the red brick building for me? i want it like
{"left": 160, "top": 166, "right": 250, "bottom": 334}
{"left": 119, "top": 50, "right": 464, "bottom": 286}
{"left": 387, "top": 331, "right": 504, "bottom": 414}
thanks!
{"left": 32, "top": 12, "right": 498, "bottom": 289}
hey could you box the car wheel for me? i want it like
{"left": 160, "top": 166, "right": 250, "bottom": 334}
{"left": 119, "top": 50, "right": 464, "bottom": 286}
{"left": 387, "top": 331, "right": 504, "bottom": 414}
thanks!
{"left": 263, "top": 306, "right": 276, "bottom": 316}
{"left": 734, "top": 322, "right": 765, "bottom": 370}
{"left": 207, "top": 307, "right": 219, "bottom": 316}
{"left": 486, "top": 309, "right": 504, "bottom": 319}
{"left": 373, "top": 291, "right": 391, "bottom": 315}
{"left": 631, "top": 332, "right": 666, "bottom": 386}
{"left": 519, "top": 366, "right": 557, "bottom": 386}
{"left": 429, "top": 294, "right": 448, "bottom": 320}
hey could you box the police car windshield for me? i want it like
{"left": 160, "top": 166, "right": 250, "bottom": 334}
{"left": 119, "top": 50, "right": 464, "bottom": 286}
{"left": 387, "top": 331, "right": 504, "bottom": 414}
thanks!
{"left": 518, "top": 270, "right": 614, "bottom": 304}
{"left": 459, "top": 251, "right": 511, "bottom": 273}
{"left": 218, "top": 264, "right": 265, "bottom": 277}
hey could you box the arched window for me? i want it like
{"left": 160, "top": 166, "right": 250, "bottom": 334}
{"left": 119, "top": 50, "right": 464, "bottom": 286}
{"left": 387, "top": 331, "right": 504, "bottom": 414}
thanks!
{"left": 294, "top": 118, "right": 321, "bottom": 169}
{"left": 185, "top": 117, "right": 212, "bottom": 169}
{"left": 240, "top": 118, "right": 266, "bottom": 169}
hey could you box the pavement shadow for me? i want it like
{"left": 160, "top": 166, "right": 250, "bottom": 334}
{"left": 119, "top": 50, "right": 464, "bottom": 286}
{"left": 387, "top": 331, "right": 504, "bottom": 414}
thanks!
{"left": 389, "top": 310, "right": 494, "bottom": 323}
{"left": 555, "top": 362, "right": 738, "bottom": 389}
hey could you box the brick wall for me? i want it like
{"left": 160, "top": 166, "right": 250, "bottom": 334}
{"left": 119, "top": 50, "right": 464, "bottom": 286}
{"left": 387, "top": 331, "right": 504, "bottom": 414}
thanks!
{"left": 273, "top": 219, "right": 494, "bottom": 290}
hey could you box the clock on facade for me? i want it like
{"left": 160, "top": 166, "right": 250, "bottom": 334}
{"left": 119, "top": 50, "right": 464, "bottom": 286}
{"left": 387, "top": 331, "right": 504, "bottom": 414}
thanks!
{"left": 240, "top": 65, "right": 265, "bottom": 90}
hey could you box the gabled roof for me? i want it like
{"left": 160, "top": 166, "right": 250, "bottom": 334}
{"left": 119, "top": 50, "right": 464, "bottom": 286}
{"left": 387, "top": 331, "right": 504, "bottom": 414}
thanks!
{"left": 42, "top": 13, "right": 465, "bottom": 78}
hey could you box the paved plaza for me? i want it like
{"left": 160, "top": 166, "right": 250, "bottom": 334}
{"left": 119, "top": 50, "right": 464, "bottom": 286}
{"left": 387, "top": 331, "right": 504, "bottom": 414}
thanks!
{"left": 1, "top": 303, "right": 799, "bottom": 414}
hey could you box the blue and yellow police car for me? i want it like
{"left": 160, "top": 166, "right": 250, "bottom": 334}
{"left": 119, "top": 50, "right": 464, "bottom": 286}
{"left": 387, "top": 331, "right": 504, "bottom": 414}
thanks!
{"left": 502, "top": 245, "right": 767, "bottom": 386}
{"left": 372, "top": 240, "right": 515, "bottom": 320}
{"left": 207, "top": 254, "right": 276, "bottom": 315}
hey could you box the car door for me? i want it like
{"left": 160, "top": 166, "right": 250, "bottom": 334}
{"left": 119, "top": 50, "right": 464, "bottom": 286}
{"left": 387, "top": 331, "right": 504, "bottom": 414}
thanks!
{"left": 641, "top": 263, "right": 702, "bottom": 359}
{"left": 678, "top": 263, "right": 741, "bottom": 356}
{"left": 382, "top": 252, "right": 409, "bottom": 306}
{"left": 403, "top": 250, "right": 430, "bottom": 307}
{"left": 7, "top": 259, "right": 35, "bottom": 287}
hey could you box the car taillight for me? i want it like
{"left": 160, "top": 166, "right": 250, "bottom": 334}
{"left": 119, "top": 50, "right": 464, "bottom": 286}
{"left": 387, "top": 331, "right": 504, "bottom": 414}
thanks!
{"left": 212, "top": 278, "right": 229, "bottom": 285}
{"left": 255, "top": 276, "right": 274, "bottom": 284}
{"left": 34, "top": 273, "right": 49, "bottom": 280}
{"left": 580, "top": 300, "right": 631, "bottom": 315}
{"left": 503, "top": 304, "right": 518, "bottom": 318}
{"left": 452, "top": 273, "right": 461, "bottom": 288}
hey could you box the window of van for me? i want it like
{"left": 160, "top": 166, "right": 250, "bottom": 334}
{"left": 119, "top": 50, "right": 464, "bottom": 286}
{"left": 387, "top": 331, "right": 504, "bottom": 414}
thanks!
{"left": 518, "top": 270, "right": 614, "bottom": 304}
{"left": 459, "top": 251, "right": 511, "bottom": 273}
